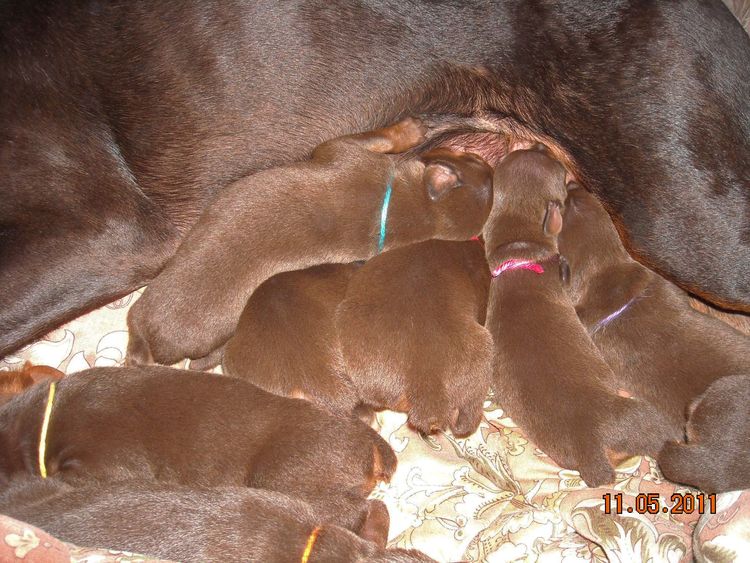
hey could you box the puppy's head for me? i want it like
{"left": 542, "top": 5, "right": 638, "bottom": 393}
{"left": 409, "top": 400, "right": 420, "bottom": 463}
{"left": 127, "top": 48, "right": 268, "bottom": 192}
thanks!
{"left": 482, "top": 147, "right": 567, "bottom": 269}
{"left": 559, "top": 184, "right": 631, "bottom": 273}
{"left": 419, "top": 148, "right": 493, "bottom": 239}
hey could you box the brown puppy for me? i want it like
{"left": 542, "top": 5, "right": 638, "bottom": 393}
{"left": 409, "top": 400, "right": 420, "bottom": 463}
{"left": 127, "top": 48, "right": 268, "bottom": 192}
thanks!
{"left": 483, "top": 149, "right": 677, "bottom": 487}
{"left": 222, "top": 262, "right": 362, "bottom": 416}
{"left": 337, "top": 240, "right": 492, "bottom": 437}
{"left": 658, "top": 375, "right": 750, "bottom": 493}
{"left": 0, "top": 478, "right": 436, "bottom": 563}
{"left": 224, "top": 240, "right": 491, "bottom": 436}
{"left": 557, "top": 186, "right": 750, "bottom": 491}
{"left": 0, "top": 366, "right": 396, "bottom": 533}
{"left": 0, "top": 362, "right": 64, "bottom": 407}
{"left": 127, "top": 119, "right": 494, "bottom": 365}
{"left": 558, "top": 186, "right": 750, "bottom": 432}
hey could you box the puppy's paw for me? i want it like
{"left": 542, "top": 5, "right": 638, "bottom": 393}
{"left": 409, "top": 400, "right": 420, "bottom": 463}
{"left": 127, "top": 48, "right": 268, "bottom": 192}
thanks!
{"left": 387, "top": 116, "right": 427, "bottom": 152}
{"left": 356, "top": 499, "right": 390, "bottom": 548}
{"left": 577, "top": 452, "right": 616, "bottom": 488}
{"left": 407, "top": 407, "right": 447, "bottom": 435}
{"left": 371, "top": 437, "right": 397, "bottom": 484}
{"left": 407, "top": 392, "right": 454, "bottom": 435}
{"left": 124, "top": 331, "right": 154, "bottom": 366}
{"left": 450, "top": 402, "right": 484, "bottom": 438}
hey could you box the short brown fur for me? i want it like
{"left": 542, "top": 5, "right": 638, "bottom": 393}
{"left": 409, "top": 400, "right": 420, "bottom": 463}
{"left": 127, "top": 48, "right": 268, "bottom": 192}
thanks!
{"left": 127, "top": 119, "right": 493, "bottom": 365}
{"left": 222, "top": 263, "right": 362, "bottom": 416}
{"left": 0, "top": 366, "right": 396, "bottom": 532}
{"left": 483, "top": 149, "right": 677, "bottom": 487}
{"left": 0, "top": 362, "right": 64, "bottom": 407}
{"left": 338, "top": 240, "right": 493, "bottom": 437}
{"left": 558, "top": 186, "right": 750, "bottom": 491}
{"left": 658, "top": 375, "right": 750, "bottom": 493}
{"left": 0, "top": 478, "right": 435, "bottom": 563}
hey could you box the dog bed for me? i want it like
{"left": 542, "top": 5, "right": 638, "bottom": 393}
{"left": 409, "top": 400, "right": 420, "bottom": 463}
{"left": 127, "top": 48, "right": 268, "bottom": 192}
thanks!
{"left": 1, "top": 290, "right": 748, "bottom": 562}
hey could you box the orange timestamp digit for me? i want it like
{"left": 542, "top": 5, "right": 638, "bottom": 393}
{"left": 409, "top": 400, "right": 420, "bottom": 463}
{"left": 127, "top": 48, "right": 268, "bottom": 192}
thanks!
{"left": 602, "top": 492, "right": 717, "bottom": 515}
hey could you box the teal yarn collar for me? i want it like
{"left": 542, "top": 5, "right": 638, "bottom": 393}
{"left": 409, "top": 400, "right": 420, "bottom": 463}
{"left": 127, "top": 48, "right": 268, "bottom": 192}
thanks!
{"left": 377, "top": 171, "right": 395, "bottom": 253}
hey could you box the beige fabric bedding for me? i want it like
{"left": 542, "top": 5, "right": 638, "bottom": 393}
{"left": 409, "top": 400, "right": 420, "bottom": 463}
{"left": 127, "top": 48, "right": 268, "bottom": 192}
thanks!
{"left": 1, "top": 291, "right": 748, "bottom": 562}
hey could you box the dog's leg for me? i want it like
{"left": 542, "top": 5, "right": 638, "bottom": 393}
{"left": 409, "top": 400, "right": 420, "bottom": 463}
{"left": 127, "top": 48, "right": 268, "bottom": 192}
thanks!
{"left": 0, "top": 214, "right": 179, "bottom": 360}
{"left": 306, "top": 117, "right": 427, "bottom": 166}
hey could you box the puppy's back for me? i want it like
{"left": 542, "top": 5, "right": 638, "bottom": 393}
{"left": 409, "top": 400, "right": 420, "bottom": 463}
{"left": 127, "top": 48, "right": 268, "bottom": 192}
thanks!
{"left": 223, "top": 263, "right": 360, "bottom": 415}
{"left": 0, "top": 479, "right": 434, "bottom": 562}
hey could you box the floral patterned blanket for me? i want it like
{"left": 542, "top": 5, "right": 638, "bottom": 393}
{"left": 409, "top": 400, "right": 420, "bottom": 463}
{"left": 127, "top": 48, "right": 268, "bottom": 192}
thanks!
{"left": 1, "top": 290, "right": 748, "bottom": 562}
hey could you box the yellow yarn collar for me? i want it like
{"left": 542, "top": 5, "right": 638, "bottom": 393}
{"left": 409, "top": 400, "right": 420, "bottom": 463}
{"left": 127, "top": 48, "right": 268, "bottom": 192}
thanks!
{"left": 38, "top": 381, "right": 57, "bottom": 478}
{"left": 301, "top": 526, "right": 322, "bottom": 563}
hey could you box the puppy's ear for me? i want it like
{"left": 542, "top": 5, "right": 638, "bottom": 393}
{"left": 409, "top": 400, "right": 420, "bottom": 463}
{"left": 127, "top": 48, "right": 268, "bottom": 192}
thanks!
{"left": 543, "top": 201, "right": 563, "bottom": 236}
{"left": 21, "top": 361, "right": 64, "bottom": 383}
{"left": 422, "top": 160, "right": 462, "bottom": 201}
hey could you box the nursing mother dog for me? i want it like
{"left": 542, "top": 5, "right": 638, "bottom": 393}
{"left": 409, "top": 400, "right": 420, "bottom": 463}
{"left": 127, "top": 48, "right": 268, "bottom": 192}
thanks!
{"left": 1, "top": 1, "right": 749, "bottom": 359}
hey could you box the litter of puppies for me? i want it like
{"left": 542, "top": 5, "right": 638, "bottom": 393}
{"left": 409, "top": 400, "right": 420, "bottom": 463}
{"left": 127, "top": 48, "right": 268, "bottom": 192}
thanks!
{"left": 1, "top": 118, "right": 748, "bottom": 562}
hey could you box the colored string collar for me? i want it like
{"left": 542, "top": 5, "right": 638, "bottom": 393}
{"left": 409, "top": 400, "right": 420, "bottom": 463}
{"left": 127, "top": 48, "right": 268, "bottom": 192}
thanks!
{"left": 592, "top": 297, "right": 636, "bottom": 333}
{"left": 38, "top": 381, "right": 57, "bottom": 479}
{"left": 491, "top": 259, "right": 545, "bottom": 278}
{"left": 301, "top": 526, "right": 322, "bottom": 563}
{"left": 376, "top": 171, "right": 395, "bottom": 254}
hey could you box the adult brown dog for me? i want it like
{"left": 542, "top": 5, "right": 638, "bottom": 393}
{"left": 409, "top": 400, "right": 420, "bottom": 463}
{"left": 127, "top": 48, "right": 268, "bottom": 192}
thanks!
{"left": 483, "top": 149, "right": 677, "bottom": 486}
{"left": 0, "top": 366, "right": 396, "bottom": 533}
{"left": 126, "top": 121, "right": 493, "bottom": 365}
{"left": 2, "top": 2, "right": 748, "bottom": 359}
{"left": 1, "top": 478, "right": 436, "bottom": 562}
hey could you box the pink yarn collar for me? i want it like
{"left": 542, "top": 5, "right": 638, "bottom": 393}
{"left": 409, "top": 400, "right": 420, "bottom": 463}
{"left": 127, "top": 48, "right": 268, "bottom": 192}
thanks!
{"left": 491, "top": 259, "right": 545, "bottom": 278}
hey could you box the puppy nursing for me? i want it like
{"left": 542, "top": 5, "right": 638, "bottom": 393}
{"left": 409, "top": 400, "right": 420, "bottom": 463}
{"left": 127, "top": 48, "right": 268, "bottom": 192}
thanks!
{"left": 127, "top": 118, "right": 493, "bottom": 365}
{"left": 223, "top": 263, "right": 362, "bottom": 416}
{"left": 559, "top": 186, "right": 750, "bottom": 492}
{"left": 218, "top": 138, "right": 747, "bottom": 491}
{"left": 3, "top": 118, "right": 749, "bottom": 561}
{"left": 483, "top": 148, "right": 677, "bottom": 486}
{"left": 224, "top": 240, "right": 493, "bottom": 438}
{"left": 338, "top": 240, "right": 492, "bottom": 437}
